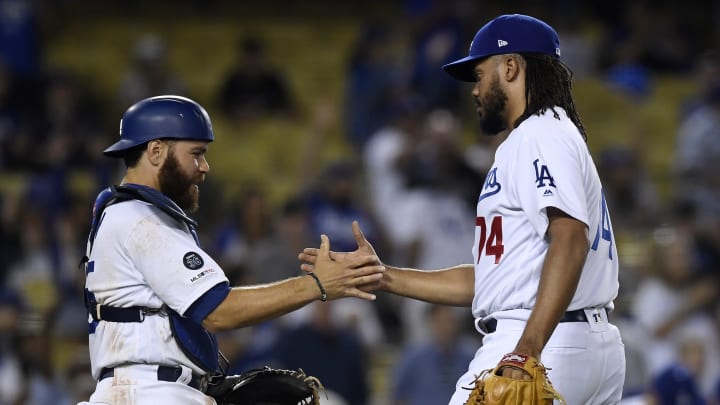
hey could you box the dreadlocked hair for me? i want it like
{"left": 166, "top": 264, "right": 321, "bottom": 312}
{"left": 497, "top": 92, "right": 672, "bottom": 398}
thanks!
{"left": 515, "top": 53, "right": 587, "bottom": 141}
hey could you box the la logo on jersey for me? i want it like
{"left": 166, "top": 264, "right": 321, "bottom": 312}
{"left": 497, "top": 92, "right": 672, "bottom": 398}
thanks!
{"left": 533, "top": 159, "right": 556, "bottom": 196}
{"left": 478, "top": 167, "right": 502, "bottom": 202}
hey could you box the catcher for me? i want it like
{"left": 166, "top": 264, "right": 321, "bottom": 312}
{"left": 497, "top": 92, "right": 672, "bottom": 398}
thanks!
{"left": 78, "top": 95, "right": 383, "bottom": 405}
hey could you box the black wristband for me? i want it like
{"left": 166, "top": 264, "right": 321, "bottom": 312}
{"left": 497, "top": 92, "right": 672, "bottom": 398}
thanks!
{"left": 306, "top": 272, "right": 327, "bottom": 302}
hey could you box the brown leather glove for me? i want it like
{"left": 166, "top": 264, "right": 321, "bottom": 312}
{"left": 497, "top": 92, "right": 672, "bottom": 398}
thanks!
{"left": 464, "top": 352, "right": 566, "bottom": 404}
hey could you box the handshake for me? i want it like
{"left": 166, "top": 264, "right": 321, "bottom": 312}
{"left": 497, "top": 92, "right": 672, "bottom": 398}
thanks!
{"left": 297, "top": 221, "right": 385, "bottom": 302}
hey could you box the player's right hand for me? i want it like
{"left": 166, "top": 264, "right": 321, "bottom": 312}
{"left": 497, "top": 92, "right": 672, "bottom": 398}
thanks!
{"left": 312, "top": 232, "right": 384, "bottom": 301}
{"left": 300, "top": 221, "right": 384, "bottom": 296}
{"left": 299, "top": 220, "right": 380, "bottom": 269}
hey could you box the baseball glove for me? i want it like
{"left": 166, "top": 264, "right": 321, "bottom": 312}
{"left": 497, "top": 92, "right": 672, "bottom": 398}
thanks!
{"left": 206, "top": 366, "right": 324, "bottom": 405}
{"left": 463, "top": 352, "right": 566, "bottom": 405}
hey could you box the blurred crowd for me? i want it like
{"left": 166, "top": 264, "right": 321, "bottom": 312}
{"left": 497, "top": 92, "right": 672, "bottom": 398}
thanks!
{"left": 1, "top": 0, "right": 720, "bottom": 404}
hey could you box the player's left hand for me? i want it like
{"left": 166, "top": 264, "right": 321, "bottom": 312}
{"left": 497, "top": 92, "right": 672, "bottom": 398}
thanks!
{"left": 207, "top": 366, "right": 323, "bottom": 405}
{"left": 463, "top": 352, "right": 566, "bottom": 405}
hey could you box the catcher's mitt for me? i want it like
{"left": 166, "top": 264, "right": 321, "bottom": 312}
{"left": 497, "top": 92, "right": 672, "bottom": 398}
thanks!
{"left": 206, "top": 366, "right": 324, "bottom": 405}
{"left": 464, "top": 352, "right": 566, "bottom": 405}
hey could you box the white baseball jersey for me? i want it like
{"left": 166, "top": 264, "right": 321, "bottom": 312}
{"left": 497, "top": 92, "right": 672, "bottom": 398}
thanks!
{"left": 85, "top": 199, "right": 228, "bottom": 379}
{"left": 471, "top": 107, "right": 619, "bottom": 318}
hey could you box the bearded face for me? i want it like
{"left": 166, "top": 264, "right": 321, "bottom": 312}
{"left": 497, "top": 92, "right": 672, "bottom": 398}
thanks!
{"left": 476, "top": 73, "right": 509, "bottom": 135}
{"left": 158, "top": 148, "right": 200, "bottom": 212}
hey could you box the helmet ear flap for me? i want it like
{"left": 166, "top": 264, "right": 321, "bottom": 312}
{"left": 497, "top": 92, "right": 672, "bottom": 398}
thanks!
{"left": 104, "top": 95, "right": 214, "bottom": 157}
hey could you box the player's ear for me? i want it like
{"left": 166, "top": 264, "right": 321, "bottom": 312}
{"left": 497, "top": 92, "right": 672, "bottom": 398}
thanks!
{"left": 503, "top": 54, "right": 523, "bottom": 82}
{"left": 147, "top": 139, "right": 165, "bottom": 166}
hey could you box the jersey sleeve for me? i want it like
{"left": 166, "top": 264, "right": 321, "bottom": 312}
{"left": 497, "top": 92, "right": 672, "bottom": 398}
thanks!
{"left": 124, "top": 213, "right": 229, "bottom": 316}
{"left": 513, "top": 125, "right": 590, "bottom": 238}
{"left": 185, "top": 282, "right": 231, "bottom": 324}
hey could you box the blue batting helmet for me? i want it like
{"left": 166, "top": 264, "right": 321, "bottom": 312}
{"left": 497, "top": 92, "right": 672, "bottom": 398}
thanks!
{"left": 104, "top": 95, "right": 214, "bottom": 157}
{"left": 443, "top": 14, "right": 561, "bottom": 82}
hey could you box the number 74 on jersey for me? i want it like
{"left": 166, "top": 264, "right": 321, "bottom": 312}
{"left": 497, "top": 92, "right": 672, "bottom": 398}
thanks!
{"left": 476, "top": 195, "right": 613, "bottom": 265}
{"left": 476, "top": 216, "right": 504, "bottom": 264}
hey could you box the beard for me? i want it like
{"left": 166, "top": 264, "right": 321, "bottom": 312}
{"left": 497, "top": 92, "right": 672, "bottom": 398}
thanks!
{"left": 158, "top": 151, "right": 200, "bottom": 213}
{"left": 477, "top": 76, "right": 509, "bottom": 135}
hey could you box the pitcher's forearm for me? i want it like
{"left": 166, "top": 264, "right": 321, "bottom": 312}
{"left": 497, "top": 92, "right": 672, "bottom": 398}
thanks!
{"left": 383, "top": 264, "right": 475, "bottom": 306}
{"left": 514, "top": 215, "right": 588, "bottom": 358}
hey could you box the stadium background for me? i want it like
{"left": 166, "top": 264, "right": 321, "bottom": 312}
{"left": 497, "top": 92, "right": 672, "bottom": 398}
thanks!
{"left": 1, "top": 0, "right": 719, "bottom": 404}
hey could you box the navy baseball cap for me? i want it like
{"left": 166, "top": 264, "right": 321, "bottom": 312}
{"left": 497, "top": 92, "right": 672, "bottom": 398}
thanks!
{"left": 443, "top": 14, "right": 561, "bottom": 82}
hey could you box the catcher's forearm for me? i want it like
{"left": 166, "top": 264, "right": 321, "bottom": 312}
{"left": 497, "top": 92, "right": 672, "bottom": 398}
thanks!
{"left": 203, "top": 275, "right": 318, "bottom": 332}
{"left": 383, "top": 264, "right": 475, "bottom": 306}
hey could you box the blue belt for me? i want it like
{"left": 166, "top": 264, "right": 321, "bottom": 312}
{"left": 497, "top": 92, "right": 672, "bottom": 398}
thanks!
{"left": 480, "top": 308, "right": 594, "bottom": 334}
{"left": 99, "top": 365, "right": 208, "bottom": 393}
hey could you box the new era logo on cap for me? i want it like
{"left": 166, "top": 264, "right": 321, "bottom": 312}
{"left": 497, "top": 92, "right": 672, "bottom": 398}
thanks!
{"left": 443, "top": 14, "right": 562, "bottom": 82}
